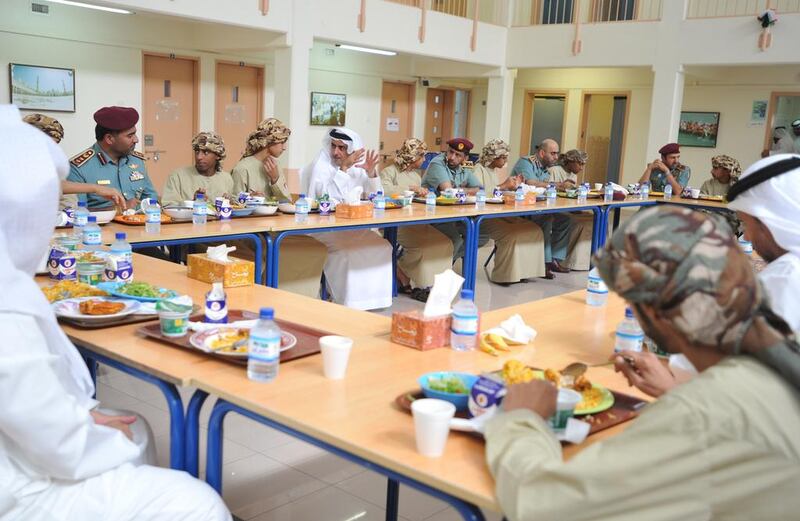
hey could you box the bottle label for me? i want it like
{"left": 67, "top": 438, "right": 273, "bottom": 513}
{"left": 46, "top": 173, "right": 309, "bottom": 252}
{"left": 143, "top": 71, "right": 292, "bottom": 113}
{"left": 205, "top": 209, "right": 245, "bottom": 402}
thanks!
{"left": 587, "top": 276, "right": 608, "bottom": 294}
{"left": 146, "top": 211, "right": 161, "bottom": 224}
{"left": 476, "top": 193, "right": 486, "bottom": 203}
{"left": 205, "top": 297, "right": 228, "bottom": 323}
{"left": 615, "top": 332, "right": 644, "bottom": 353}
{"left": 74, "top": 214, "right": 88, "bottom": 227}
{"left": 492, "top": 187, "right": 503, "bottom": 199}
{"left": 515, "top": 192, "right": 524, "bottom": 201}
{"left": 104, "top": 257, "right": 133, "bottom": 283}
{"left": 82, "top": 230, "right": 101, "bottom": 246}
{"left": 375, "top": 200, "right": 385, "bottom": 209}
{"left": 48, "top": 248, "right": 77, "bottom": 280}
{"left": 249, "top": 334, "right": 280, "bottom": 363}
{"left": 451, "top": 313, "right": 478, "bottom": 335}
{"left": 193, "top": 204, "right": 207, "bottom": 216}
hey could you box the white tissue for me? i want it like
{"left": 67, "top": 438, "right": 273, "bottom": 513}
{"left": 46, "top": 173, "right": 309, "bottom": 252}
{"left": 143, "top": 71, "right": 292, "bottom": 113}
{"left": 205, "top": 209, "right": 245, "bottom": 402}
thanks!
{"left": 206, "top": 244, "right": 237, "bottom": 263}
{"left": 137, "top": 295, "right": 193, "bottom": 315}
{"left": 557, "top": 418, "right": 591, "bottom": 443}
{"left": 423, "top": 269, "right": 464, "bottom": 318}
{"left": 343, "top": 186, "right": 364, "bottom": 205}
{"left": 484, "top": 314, "right": 537, "bottom": 344}
{"left": 610, "top": 182, "right": 629, "bottom": 195}
{"left": 520, "top": 184, "right": 545, "bottom": 195}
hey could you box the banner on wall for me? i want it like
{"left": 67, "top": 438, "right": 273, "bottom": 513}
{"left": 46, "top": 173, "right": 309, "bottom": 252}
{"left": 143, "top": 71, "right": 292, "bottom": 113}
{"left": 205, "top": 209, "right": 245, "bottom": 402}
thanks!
{"left": 749, "top": 100, "right": 768, "bottom": 127}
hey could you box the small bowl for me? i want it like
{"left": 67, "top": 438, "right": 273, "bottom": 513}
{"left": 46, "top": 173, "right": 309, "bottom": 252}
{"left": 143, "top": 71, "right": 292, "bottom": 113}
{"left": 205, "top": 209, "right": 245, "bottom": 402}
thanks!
{"left": 231, "top": 207, "right": 256, "bottom": 217}
{"left": 278, "top": 202, "right": 296, "bottom": 213}
{"left": 89, "top": 209, "right": 117, "bottom": 224}
{"left": 163, "top": 207, "right": 193, "bottom": 220}
{"left": 248, "top": 204, "right": 278, "bottom": 216}
{"left": 418, "top": 371, "right": 479, "bottom": 411}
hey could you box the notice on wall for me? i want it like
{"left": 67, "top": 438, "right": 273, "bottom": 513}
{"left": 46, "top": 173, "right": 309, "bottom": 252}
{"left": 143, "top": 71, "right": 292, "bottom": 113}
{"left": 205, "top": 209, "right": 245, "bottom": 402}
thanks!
{"left": 749, "top": 100, "right": 768, "bottom": 126}
{"left": 385, "top": 117, "right": 400, "bottom": 132}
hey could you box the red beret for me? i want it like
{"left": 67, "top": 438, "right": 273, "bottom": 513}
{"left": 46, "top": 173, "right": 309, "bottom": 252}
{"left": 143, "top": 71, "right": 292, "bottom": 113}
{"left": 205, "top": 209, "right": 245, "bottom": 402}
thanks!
{"left": 447, "top": 138, "right": 474, "bottom": 153}
{"left": 658, "top": 142, "right": 680, "bottom": 156}
{"left": 93, "top": 106, "right": 139, "bottom": 130}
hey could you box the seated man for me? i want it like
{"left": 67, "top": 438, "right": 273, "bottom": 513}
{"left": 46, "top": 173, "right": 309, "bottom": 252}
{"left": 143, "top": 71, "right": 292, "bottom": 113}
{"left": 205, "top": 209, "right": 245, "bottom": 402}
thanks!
{"left": 23, "top": 113, "right": 125, "bottom": 208}
{"left": 545, "top": 148, "right": 584, "bottom": 190}
{"left": 699, "top": 154, "right": 740, "bottom": 197}
{"left": 762, "top": 126, "right": 794, "bottom": 157}
{"left": 161, "top": 131, "right": 232, "bottom": 206}
{"left": 639, "top": 142, "right": 691, "bottom": 193}
{"left": 380, "top": 138, "right": 452, "bottom": 301}
{"left": 0, "top": 104, "right": 230, "bottom": 521}
{"left": 423, "top": 138, "right": 546, "bottom": 285}
{"left": 485, "top": 205, "right": 800, "bottom": 520}
{"left": 548, "top": 149, "right": 593, "bottom": 271}
{"left": 67, "top": 106, "right": 158, "bottom": 209}
{"left": 304, "top": 127, "right": 392, "bottom": 310}
{"left": 510, "top": 138, "right": 572, "bottom": 277}
{"left": 230, "top": 118, "right": 326, "bottom": 297}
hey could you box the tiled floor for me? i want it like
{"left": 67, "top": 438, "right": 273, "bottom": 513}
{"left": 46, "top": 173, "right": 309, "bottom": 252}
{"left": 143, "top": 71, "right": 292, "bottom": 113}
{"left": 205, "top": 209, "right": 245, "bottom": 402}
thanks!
{"left": 95, "top": 256, "right": 587, "bottom": 521}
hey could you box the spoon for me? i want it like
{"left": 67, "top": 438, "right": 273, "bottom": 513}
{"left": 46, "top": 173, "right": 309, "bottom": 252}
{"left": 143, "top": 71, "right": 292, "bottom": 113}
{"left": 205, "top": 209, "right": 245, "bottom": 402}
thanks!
{"left": 561, "top": 355, "right": 636, "bottom": 377}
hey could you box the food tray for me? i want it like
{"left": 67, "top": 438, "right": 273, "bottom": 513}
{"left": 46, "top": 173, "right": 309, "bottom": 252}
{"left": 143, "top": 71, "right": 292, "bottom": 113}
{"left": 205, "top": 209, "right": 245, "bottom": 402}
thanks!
{"left": 138, "top": 309, "right": 330, "bottom": 366}
{"left": 113, "top": 214, "right": 174, "bottom": 226}
{"left": 57, "top": 304, "right": 200, "bottom": 329}
{"left": 394, "top": 389, "right": 645, "bottom": 439}
{"left": 557, "top": 191, "right": 603, "bottom": 199}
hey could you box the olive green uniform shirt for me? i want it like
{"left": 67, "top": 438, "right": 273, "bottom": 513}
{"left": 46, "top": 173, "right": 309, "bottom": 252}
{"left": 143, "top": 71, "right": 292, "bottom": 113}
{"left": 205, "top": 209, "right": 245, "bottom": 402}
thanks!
{"left": 231, "top": 155, "right": 291, "bottom": 201}
{"left": 161, "top": 166, "right": 234, "bottom": 207}
{"left": 379, "top": 164, "right": 423, "bottom": 194}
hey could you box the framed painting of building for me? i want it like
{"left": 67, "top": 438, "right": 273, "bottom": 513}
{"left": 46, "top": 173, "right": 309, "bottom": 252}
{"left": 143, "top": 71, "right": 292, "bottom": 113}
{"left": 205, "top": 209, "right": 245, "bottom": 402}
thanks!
{"left": 10, "top": 63, "right": 76, "bottom": 112}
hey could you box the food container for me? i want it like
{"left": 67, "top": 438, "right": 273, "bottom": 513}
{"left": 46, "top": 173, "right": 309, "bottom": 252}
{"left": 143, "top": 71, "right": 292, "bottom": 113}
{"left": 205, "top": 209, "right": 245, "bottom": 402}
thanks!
{"left": 503, "top": 192, "right": 538, "bottom": 206}
{"left": 391, "top": 310, "right": 451, "bottom": 350}
{"left": 549, "top": 388, "right": 582, "bottom": 432}
{"left": 186, "top": 253, "right": 254, "bottom": 287}
{"left": 418, "top": 372, "right": 479, "bottom": 411}
{"left": 319, "top": 200, "right": 332, "bottom": 215}
{"left": 55, "top": 235, "right": 80, "bottom": 251}
{"left": 48, "top": 247, "right": 77, "bottom": 280}
{"left": 336, "top": 203, "right": 373, "bottom": 219}
{"left": 157, "top": 301, "right": 193, "bottom": 337}
{"left": 77, "top": 261, "right": 105, "bottom": 286}
{"left": 468, "top": 374, "right": 506, "bottom": 418}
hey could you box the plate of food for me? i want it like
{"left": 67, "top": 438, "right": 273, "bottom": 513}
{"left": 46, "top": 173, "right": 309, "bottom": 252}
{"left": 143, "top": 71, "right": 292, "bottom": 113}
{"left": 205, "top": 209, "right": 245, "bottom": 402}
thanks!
{"left": 53, "top": 297, "right": 141, "bottom": 321}
{"left": 42, "top": 280, "right": 109, "bottom": 303}
{"left": 97, "top": 281, "right": 178, "bottom": 302}
{"left": 113, "top": 213, "right": 173, "bottom": 225}
{"left": 189, "top": 327, "right": 297, "bottom": 357}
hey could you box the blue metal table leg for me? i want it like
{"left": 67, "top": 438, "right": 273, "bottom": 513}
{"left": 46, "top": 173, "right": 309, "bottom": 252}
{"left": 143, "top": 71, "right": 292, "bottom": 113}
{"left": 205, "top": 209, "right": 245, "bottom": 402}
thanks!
{"left": 462, "top": 217, "right": 477, "bottom": 292}
{"left": 262, "top": 233, "right": 273, "bottom": 286}
{"left": 206, "top": 399, "right": 486, "bottom": 521}
{"left": 385, "top": 227, "right": 399, "bottom": 297}
{"left": 386, "top": 479, "right": 400, "bottom": 521}
{"left": 76, "top": 347, "right": 186, "bottom": 470}
{"left": 184, "top": 390, "right": 209, "bottom": 478}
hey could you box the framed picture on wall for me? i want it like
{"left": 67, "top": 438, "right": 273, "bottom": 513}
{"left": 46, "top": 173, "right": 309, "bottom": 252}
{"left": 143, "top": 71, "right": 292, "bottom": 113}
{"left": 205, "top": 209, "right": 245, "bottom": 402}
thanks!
{"left": 9, "top": 63, "right": 76, "bottom": 113}
{"left": 310, "top": 92, "right": 346, "bottom": 126}
{"left": 678, "top": 111, "right": 720, "bottom": 148}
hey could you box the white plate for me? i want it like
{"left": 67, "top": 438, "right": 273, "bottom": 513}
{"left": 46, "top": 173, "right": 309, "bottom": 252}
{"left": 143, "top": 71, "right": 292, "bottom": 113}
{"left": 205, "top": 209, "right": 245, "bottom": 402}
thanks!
{"left": 53, "top": 297, "right": 141, "bottom": 321}
{"left": 248, "top": 204, "right": 278, "bottom": 216}
{"left": 189, "top": 327, "right": 297, "bottom": 357}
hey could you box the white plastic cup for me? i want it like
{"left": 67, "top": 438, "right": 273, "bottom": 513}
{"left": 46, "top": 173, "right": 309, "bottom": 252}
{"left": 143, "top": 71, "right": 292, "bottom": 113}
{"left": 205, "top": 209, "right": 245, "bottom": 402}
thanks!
{"left": 411, "top": 398, "right": 456, "bottom": 457}
{"left": 319, "top": 335, "right": 353, "bottom": 379}
{"left": 549, "top": 388, "right": 582, "bottom": 432}
{"left": 594, "top": 183, "right": 603, "bottom": 191}
{"left": 690, "top": 188, "right": 700, "bottom": 199}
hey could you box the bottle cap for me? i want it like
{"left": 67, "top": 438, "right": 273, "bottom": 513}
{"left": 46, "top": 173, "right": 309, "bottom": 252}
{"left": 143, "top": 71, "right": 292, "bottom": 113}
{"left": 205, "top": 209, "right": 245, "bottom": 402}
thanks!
{"left": 259, "top": 307, "right": 274, "bottom": 320}
{"left": 77, "top": 201, "right": 87, "bottom": 207}
{"left": 197, "top": 193, "right": 205, "bottom": 200}
{"left": 115, "top": 232, "right": 126, "bottom": 240}
{"left": 624, "top": 306, "right": 635, "bottom": 318}
{"left": 460, "top": 289, "right": 474, "bottom": 300}
{"left": 377, "top": 191, "right": 383, "bottom": 195}
{"left": 299, "top": 193, "right": 306, "bottom": 198}
{"left": 88, "top": 216, "right": 97, "bottom": 222}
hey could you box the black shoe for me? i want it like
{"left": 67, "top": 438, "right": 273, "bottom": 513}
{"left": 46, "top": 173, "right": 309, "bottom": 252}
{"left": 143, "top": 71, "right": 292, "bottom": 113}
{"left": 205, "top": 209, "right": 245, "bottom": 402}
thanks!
{"left": 409, "top": 287, "right": 431, "bottom": 302}
{"left": 550, "top": 259, "right": 571, "bottom": 273}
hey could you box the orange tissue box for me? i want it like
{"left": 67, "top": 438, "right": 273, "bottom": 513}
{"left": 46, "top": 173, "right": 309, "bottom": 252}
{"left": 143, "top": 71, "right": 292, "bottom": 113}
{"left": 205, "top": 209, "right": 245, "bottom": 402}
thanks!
{"left": 336, "top": 203, "right": 373, "bottom": 219}
{"left": 186, "top": 253, "right": 254, "bottom": 287}
{"left": 391, "top": 310, "right": 451, "bottom": 350}
{"left": 503, "top": 192, "right": 539, "bottom": 206}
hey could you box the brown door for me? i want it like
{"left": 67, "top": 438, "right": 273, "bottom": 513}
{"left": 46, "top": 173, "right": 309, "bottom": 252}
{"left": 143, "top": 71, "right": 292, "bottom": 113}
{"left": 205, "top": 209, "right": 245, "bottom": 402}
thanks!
{"left": 142, "top": 53, "right": 198, "bottom": 194}
{"left": 379, "top": 81, "right": 414, "bottom": 168}
{"left": 579, "top": 93, "right": 629, "bottom": 185}
{"left": 215, "top": 62, "right": 263, "bottom": 163}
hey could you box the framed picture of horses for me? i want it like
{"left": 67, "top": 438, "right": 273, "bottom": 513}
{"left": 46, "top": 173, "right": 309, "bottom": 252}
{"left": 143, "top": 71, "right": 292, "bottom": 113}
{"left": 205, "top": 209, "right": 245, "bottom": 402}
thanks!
{"left": 678, "top": 111, "right": 720, "bottom": 148}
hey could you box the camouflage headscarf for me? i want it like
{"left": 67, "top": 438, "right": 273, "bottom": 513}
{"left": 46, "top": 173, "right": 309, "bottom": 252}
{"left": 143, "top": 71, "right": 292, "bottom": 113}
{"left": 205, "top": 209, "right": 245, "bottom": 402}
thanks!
{"left": 593, "top": 206, "right": 800, "bottom": 390}
{"left": 560, "top": 149, "right": 588, "bottom": 165}
{"left": 478, "top": 139, "right": 510, "bottom": 167}
{"left": 394, "top": 138, "right": 427, "bottom": 171}
{"left": 23, "top": 113, "right": 64, "bottom": 143}
{"left": 711, "top": 154, "right": 741, "bottom": 181}
{"left": 243, "top": 118, "right": 291, "bottom": 158}
{"left": 191, "top": 132, "right": 226, "bottom": 171}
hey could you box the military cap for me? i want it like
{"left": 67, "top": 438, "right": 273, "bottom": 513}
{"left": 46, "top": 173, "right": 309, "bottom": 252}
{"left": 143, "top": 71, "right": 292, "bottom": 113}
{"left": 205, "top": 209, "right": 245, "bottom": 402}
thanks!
{"left": 658, "top": 142, "right": 680, "bottom": 156}
{"left": 94, "top": 106, "right": 139, "bottom": 130}
{"left": 447, "top": 138, "right": 474, "bottom": 153}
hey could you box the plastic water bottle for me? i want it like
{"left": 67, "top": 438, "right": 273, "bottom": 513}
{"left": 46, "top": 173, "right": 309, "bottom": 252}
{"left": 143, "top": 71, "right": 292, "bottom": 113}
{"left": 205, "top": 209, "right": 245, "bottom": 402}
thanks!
{"left": 374, "top": 190, "right": 386, "bottom": 216}
{"left": 105, "top": 232, "right": 133, "bottom": 282}
{"left": 425, "top": 191, "right": 437, "bottom": 213}
{"left": 514, "top": 185, "right": 525, "bottom": 204}
{"left": 204, "top": 282, "right": 228, "bottom": 324}
{"left": 81, "top": 216, "right": 102, "bottom": 251}
{"left": 641, "top": 181, "right": 650, "bottom": 200}
{"left": 247, "top": 307, "right": 281, "bottom": 382}
{"left": 577, "top": 183, "right": 588, "bottom": 204}
{"left": 585, "top": 267, "right": 608, "bottom": 306}
{"left": 451, "top": 289, "right": 479, "bottom": 352}
{"left": 663, "top": 183, "right": 673, "bottom": 200}
{"left": 295, "top": 193, "right": 310, "bottom": 223}
{"left": 546, "top": 183, "right": 557, "bottom": 205}
{"left": 73, "top": 200, "right": 89, "bottom": 230}
{"left": 144, "top": 199, "right": 161, "bottom": 234}
{"left": 603, "top": 182, "right": 614, "bottom": 203}
{"left": 614, "top": 307, "right": 644, "bottom": 353}
{"left": 192, "top": 193, "right": 207, "bottom": 225}
{"left": 475, "top": 186, "right": 486, "bottom": 209}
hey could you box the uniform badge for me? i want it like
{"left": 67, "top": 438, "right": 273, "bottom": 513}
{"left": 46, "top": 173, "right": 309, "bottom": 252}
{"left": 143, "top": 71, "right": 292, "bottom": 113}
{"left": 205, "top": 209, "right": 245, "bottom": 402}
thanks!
{"left": 69, "top": 148, "right": 95, "bottom": 168}
{"left": 130, "top": 163, "right": 139, "bottom": 170}
{"left": 129, "top": 171, "right": 144, "bottom": 182}
{"left": 97, "top": 179, "right": 111, "bottom": 185}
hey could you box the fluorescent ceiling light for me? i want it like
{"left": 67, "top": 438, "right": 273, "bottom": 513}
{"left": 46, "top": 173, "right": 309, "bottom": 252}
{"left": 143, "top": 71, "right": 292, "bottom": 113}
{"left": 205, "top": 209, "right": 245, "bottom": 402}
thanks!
{"left": 46, "top": 0, "right": 133, "bottom": 14}
{"left": 335, "top": 44, "right": 396, "bottom": 56}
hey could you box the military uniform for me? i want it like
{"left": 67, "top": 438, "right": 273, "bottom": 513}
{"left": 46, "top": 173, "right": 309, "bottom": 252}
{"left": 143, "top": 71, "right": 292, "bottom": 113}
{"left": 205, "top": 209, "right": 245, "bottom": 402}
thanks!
{"left": 67, "top": 143, "right": 157, "bottom": 209}
{"left": 648, "top": 164, "right": 691, "bottom": 192}
{"left": 511, "top": 155, "right": 549, "bottom": 183}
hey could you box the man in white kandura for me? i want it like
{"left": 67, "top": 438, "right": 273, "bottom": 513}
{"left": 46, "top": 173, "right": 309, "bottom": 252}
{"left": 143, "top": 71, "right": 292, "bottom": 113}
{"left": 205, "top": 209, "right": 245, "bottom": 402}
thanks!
{"left": 0, "top": 104, "right": 230, "bottom": 521}
{"left": 302, "top": 127, "right": 393, "bottom": 310}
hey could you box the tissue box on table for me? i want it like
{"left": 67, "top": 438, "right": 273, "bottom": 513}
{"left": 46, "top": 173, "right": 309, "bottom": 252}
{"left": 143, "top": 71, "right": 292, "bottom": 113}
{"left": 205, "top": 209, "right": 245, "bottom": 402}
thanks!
{"left": 503, "top": 192, "right": 539, "bottom": 206}
{"left": 186, "top": 254, "right": 254, "bottom": 287}
{"left": 391, "top": 310, "right": 451, "bottom": 350}
{"left": 336, "top": 203, "right": 373, "bottom": 219}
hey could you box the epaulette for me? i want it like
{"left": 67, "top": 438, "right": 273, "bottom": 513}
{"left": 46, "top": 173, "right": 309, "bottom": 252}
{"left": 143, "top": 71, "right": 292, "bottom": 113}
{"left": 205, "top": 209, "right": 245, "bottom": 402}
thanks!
{"left": 130, "top": 150, "right": 146, "bottom": 160}
{"left": 70, "top": 148, "right": 95, "bottom": 168}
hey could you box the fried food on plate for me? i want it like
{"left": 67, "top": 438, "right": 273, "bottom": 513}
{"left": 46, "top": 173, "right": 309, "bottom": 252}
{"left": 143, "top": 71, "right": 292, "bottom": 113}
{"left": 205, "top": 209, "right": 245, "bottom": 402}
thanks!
{"left": 79, "top": 299, "right": 126, "bottom": 315}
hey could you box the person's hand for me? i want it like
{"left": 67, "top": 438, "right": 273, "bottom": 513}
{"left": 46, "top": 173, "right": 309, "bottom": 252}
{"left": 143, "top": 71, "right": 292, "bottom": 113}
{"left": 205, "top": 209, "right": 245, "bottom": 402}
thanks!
{"left": 612, "top": 350, "right": 677, "bottom": 398}
{"left": 342, "top": 148, "right": 365, "bottom": 171}
{"left": 193, "top": 188, "right": 207, "bottom": 200}
{"left": 92, "top": 185, "right": 126, "bottom": 208}
{"left": 357, "top": 150, "right": 380, "bottom": 177}
{"left": 501, "top": 175, "right": 522, "bottom": 191}
{"left": 502, "top": 380, "right": 558, "bottom": 419}
{"left": 262, "top": 155, "right": 280, "bottom": 182}
{"left": 655, "top": 160, "right": 669, "bottom": 174}
{"left": 125, "top": 198, "right": 140, "bottom": 210}
{"left": 91, "top": 411, "right": 136, "bottom": 441}
{"left": 411, "top": 185, "right": 428, "bottom": 196}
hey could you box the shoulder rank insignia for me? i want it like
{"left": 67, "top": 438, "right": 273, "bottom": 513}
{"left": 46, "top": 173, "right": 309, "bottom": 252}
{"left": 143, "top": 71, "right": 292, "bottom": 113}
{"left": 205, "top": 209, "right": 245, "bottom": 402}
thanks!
{"left": 70, "top": 148, "right": 95, "bottom": 168}
{"left": 130, "top": 150, "right": 146, "bottom": 160}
